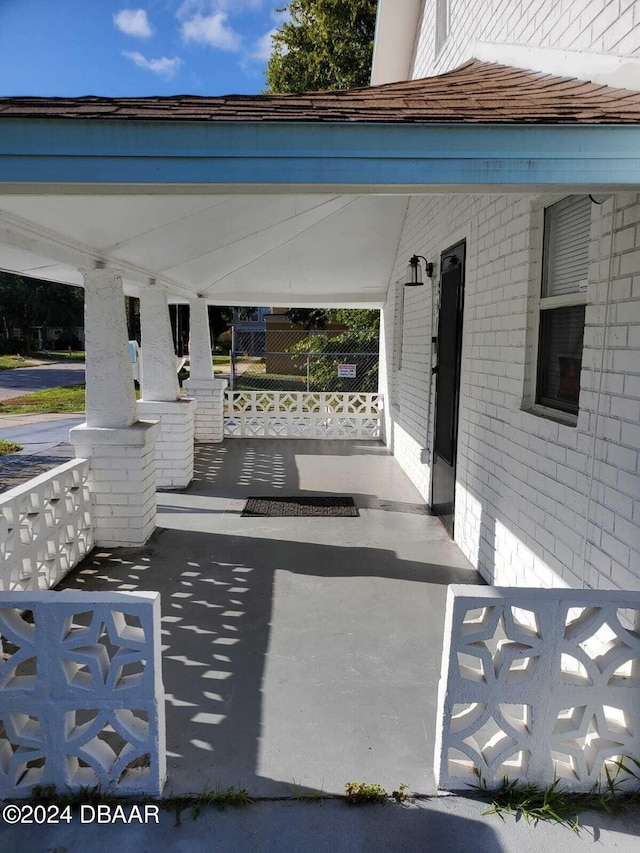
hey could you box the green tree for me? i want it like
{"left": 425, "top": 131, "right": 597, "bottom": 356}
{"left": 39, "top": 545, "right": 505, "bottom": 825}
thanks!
{"left": 266, "top": 0, "right": 378, "bottom": 93}
{"left": 0, "top": 272, "right": 84, "bottom": 355}
{"left": 267, "top": 1, "right": 380, "bottom": 389}
{"left": 288, "top": 308, "right": 380, "bottom": 392}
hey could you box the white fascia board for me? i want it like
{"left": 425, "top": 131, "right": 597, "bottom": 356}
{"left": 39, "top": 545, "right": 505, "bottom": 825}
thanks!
{"left": 473, "top": 42, "right": 640, "bottom": 92}
{"left": 370, "top": 0, "right": 423, "bottom": 85}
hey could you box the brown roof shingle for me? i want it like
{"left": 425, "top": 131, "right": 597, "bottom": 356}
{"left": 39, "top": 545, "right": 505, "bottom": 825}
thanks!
{"left": 1, "top": 60, "right": 640, "bottom": 124}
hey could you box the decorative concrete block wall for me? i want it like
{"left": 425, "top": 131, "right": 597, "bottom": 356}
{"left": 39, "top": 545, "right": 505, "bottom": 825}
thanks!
{"left": 0, "top": 460, "right": 93, "bottom": 592}
{"left": 435, "top": 585, "right": 640, "bottom": 792}
{"left": 413, "top": 0, "right": 640, "bottom": 79}
{"left": 0, "top": 591, "right": 166, "bottom": 798}
{"left": 224, "top": 392, "right": 381, "bottom": 439}
{"left": 382, "top": 191, "right": 640, "bottom": 592}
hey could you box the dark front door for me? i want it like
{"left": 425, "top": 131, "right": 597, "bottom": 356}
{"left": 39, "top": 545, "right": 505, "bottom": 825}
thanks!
{"left": 431, "top": 241, "right": 466, "bottom": 536}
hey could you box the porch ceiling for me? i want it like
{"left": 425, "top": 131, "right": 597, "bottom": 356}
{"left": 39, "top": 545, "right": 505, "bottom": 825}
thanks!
{"left": 0, "top": 193, "right": 408, "bottom": 305}
{"left": 2, "top": 60, "right": 640, "bottom": 303}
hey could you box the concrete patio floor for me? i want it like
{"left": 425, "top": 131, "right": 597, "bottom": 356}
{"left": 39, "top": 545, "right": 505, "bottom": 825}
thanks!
{"left": 60, "top": 439, "right": 480, "bottom": 798}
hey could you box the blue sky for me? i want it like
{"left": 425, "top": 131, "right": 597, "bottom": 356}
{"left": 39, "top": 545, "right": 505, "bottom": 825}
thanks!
{"left": 0, "top": 1, "right": 288, "bottom": 96}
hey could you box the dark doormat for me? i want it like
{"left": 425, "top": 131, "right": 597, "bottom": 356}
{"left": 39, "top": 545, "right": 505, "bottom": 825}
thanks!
{"left": 242, "top": 496, "right": 359, "bottom": 517}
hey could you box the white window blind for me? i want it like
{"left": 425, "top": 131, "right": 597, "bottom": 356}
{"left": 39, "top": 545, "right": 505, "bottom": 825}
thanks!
{"left": 542, "top": 196, "right": 591, "bottom": 297}
{"left": 536, "top": 195, "right": 591, "bottom": 417}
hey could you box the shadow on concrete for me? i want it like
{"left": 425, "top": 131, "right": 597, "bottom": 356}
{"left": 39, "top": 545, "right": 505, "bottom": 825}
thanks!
{"left": 60, "top": 528, "right": 479, "bottom": 797}
{"left": 60, "top": 439, "right": 481, "bottom": 797}
{"left": 0, "top": 799, "right": 508, "bottom": 852}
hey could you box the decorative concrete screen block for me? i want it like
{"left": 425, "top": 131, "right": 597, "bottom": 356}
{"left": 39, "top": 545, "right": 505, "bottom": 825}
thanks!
{"left": 0, "top": 591, "right": 165, "bottom": 797}
{"left": 435, "top": 586, "right": 640, "bottom": 792}
{"left": 0, "top": 460, "right": 93, "bottom": 592}
{"left": 224, "top": 392, "right": 382, "bottom": 439}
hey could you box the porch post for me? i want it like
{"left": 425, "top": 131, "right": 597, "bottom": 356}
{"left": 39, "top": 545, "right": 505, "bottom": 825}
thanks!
{"left": 69, "top": 269, "right": 159, "bottom": 547}
{"left": 137, "top": 284, "right": 196, "bottom": 488}
{"left": 183, "top": 297, "right": 226, "bottom": 443}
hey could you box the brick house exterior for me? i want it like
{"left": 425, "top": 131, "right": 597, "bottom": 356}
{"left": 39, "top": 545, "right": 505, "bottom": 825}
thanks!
{"left": 377, "top": 1, "right": 640, "bottom": 591}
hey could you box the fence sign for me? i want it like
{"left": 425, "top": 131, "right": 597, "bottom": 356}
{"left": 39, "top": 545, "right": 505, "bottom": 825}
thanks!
{"left": 338, "top": 363, "right": 357, "bottom": 378}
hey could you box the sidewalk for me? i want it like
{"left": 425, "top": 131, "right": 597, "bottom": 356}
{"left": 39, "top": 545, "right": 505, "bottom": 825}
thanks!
{"left": 0, "top": 411, "right": 83, "bottom": 429}
{"left": 0, "top": 412, "right": 82, "bottom": 491}
{"left": 1, "top": 795, "right": 639, "bottom": 852}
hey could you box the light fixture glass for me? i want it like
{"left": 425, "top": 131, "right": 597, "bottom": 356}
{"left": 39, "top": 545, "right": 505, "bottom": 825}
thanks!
{"left": 405, "top": 256, "right": 424, "bottom": 287}
{"left": 404, "top": 254, "right": 433, "bottom": 286}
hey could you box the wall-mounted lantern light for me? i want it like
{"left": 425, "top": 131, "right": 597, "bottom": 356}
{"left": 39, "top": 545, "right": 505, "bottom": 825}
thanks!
{"left": 404, "top": 254, "right": 434, "bottom": 286}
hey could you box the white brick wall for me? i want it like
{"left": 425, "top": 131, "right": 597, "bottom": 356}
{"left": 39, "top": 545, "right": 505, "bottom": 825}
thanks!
{"left": 412, "top": 0, "right": 640, "bottom": 79}
{"left": 137, "top": 398, "right": 196, "bottom": 489}
{"left": 183, "top": 378, "right": 227, "bottom": 444}
{"left": 382, "top": 191, "right": 640, "bottom": 591}
{"left": 70, "top": 421, "right": 160, "bottom": 547}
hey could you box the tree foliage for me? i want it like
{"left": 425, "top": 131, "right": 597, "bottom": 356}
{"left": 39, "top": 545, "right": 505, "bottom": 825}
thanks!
{"left": 0, "top": 272, "right": 84, "bottom": 355}
{"left": 265, "top": 0, "right": 378, "bottom": 93}
{"left": 288, "top": 308, "right": 379, "bottom": 391}
{"left": 266, "top": 1, "right": 380, "bottom": 391}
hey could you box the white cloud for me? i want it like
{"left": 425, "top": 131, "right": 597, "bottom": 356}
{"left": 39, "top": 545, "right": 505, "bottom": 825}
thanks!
{"left": 250, "top": 27, "right": 277, "bottom": 62}
{"left": 177, "top": 1, "right": 265, "bottom": 20}
{"left": 219, "top": 0, "right": 264, "bottom": 8}
{"left": 114, "top": 9, "right": 154, "bottom": 38}
{"left": 123, "top": 51, "right": 182, "bottom": 78}
{"left": 181, "top": 11, "right": 242, "bottom": 52}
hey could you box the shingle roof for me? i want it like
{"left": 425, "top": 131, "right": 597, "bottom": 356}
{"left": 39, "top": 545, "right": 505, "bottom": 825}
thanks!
{"left": 2, "top": 60, "right": 640, "bottom": 124}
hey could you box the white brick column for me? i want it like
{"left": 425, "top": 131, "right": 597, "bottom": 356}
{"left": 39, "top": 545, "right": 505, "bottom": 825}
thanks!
{"left": 183, "top": 297, "right": 226, "bottom": 443}
{"left": 70, "top": 269, "right": 159, "bottom": 547}
{"left": 137, "top": 284, "right": 196, "bottom": 489}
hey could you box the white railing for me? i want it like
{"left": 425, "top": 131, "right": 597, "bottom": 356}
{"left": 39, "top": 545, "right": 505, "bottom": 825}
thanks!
{"left": 0, "top": 459, "right": 94, "bottom": 592}
{"left": 224, "top": 392, "right": 382, "bottom": 439}
{"left": 0, "top": 591, "right": 165, "bottom": 797}
{"left": 435, "top": 586, "right": 640, "bottom": 792}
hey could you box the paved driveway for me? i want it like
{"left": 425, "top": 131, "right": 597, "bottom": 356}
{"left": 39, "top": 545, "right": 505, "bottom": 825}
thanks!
{"left": 0, "top": 361, "right": 85, "bottom": 399}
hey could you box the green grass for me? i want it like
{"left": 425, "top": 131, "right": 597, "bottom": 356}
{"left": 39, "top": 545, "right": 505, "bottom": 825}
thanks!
{"left": 31, "top": 783, "right": 255, "bottom": 828}
{"left": 472, "top": 759, "right": 640, "bottom": 831}
{"left": 37, "top": 350, "right": 86, "bottom": 362}
{"left": 235, "top": 373, "right": 306, "bottom": 392}
{"left": 212, "top": 355, "right": 230, "bottom": 365}
{"left": 0, "top": 439, "right": 22, "bottom": 455}
{"left": 0, "top": 355, "right": 39, "bottom": 370}
{"left": 0, "top": 384, "right": 86, "bottom": 415}
{"left": 344, "top": 781, "right": 388, "bottom": 805}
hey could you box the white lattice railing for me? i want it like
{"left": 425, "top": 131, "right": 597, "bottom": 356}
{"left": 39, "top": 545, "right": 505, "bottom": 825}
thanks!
{"left": 0, "top": 591, "right": 165, "bottom": 797}
{"left": 224, "top": 392, "right": 381, "bottom": 439}
{"left": 435, "top": 586, "right": 640, "bottom": 792}
{"left": 0, "top": 459, "right": 94, "bottom": 592}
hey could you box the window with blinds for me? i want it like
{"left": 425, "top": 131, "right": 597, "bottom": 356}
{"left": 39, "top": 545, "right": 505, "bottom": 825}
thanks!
{"left": 536, "top": 196, "right": 591, "bottom": 416}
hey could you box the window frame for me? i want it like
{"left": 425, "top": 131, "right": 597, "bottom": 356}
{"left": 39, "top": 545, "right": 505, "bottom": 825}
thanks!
{"left": 531, "top": 195, "right": 591, "bottom": 425}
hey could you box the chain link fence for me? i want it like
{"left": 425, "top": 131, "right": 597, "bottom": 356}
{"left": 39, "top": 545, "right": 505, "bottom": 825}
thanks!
{"left": 230, "top": 327, "right": 379, "bottom": 393}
